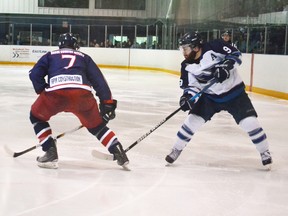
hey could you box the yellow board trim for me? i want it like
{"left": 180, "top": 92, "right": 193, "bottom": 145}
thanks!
{"left": 0, "top": 61, "right": 35, "bottom": 66}
{"left": 248, "top": 86, "right": 288, "bottom": 100}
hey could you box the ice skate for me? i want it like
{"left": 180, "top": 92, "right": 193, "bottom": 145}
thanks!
{"left": 165, "top": 148, "right": 182, "bottom": 164}
{"left": 37, "top": 139, "right": 58, "bottom": 169}
{"left": 108, "top": 142, "right": 129, "bottom": 167}
{"left": 260, "top": 150, "right": 272, "bottom": 170}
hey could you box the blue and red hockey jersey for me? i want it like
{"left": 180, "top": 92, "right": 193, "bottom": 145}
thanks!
{"left": 29, "top": 48, "right": 112, "bottom": 101}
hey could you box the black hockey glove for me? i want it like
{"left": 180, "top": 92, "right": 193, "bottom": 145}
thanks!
{"left": 213, "top": 59, "right": 234, "bottom": 83}
{"left": 100, "top": 99, "right": 117, "bottom": 122}
{"left": 179, "top": 93, "right": 195, "bottom": 111}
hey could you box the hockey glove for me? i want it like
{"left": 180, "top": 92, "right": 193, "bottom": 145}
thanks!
{"left": 213, "top": 59, "right": 234, "bottom": 83}
{"left": 100, "top": 99, "right": 117, "bottom": 122}
{"left": 179, "top": 93, "right": 195, "bottom": 111}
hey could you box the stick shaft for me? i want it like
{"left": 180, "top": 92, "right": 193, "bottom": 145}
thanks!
{"left": 124, "top": 79, "right": 217, "bottom": 153}
{"left": 124, "top": 107, "right": 181, "bottom": 152}
{"left": 9, "top": 125, "right": 84, "bottom": 158}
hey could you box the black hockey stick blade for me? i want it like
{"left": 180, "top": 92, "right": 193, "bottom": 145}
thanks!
{"left": 4, "top": 125, "right": 84, "bottom": 158}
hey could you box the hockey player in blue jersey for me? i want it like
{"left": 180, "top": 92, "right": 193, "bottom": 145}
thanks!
{"left": 29, "top": 33, "right": 129, "bottom": 169}
{"left": 221, "top": 30, "right": 238, "bottom": 49}
{"left": 165, "top": 32, "right": 272, "bottom": 168}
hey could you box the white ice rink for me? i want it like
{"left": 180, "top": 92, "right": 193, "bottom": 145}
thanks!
{"left": 0, "top": 65, "right": 288, "bottom": 216}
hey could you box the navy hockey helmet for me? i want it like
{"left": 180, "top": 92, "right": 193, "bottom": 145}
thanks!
{"left": 58, "top": 33, "right": 79, "bottom": 50}
{"left": 178, "top": 32, "right": 203, "bottom": 48}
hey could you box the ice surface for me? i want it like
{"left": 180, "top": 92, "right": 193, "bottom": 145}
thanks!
{"left": 0, "top": 66, "right": 287, "bottom": 216}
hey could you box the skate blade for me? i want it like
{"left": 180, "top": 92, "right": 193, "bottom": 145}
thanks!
{"left": 37, "top": 161, "right": 59, "bottom": 169}
{"left": 165, "top": 162, "right": 174, "bottom": 167}
{"left": 120, "top": 161, "right": 130, "bottom": 171}
{"left": 121, "top": 164, "right": 131, "bottom": 171}
{"left": 265, "top": 164, "right": 272, "bottom": 171}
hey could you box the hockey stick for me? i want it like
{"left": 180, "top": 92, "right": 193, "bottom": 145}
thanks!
{"left": 4, "top": 125, "right": 84, "bottom": 158}
{"left": 92, "top": 78, "right": 217, "bottom": 161}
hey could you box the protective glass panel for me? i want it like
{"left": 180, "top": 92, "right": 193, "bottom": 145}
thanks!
{"left": 89, "top": 25, "right": 105, "bottom": 47}
{"left": 38, "top": 0, "right": 89, "bottom": 8}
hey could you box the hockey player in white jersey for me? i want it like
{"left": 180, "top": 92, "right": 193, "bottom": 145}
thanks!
{"left": 165, "top": 32, "right": 272, "bottom": 168}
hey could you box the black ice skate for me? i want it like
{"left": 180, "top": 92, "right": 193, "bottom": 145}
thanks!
{"left": 165, "top": 148, "right": 182, "bottom": 164}
{"left": 260, "top": 150, "right": 272, "bottom": 166}
{"left": 37, "top": 139, "right": 58, "bottom": 169}
{"left": 108, "top": 142, "right": 129, "bottom": 166}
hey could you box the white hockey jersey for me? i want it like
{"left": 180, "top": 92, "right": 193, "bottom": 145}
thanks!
{"left": 181, "top": 39, "right": 245, "bottom": 103}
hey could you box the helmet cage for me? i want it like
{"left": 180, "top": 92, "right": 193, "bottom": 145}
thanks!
{"left": 179, "top": 44, "right": 193, "bottom": 55}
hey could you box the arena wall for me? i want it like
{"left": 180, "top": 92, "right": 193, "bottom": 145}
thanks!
{"left": 0, "top": 45, "right": 287, "bottom": 100}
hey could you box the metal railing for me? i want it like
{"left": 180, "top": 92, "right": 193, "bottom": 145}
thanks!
{"left": 0, "top": 22, "right": 287, "bottom": 55}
